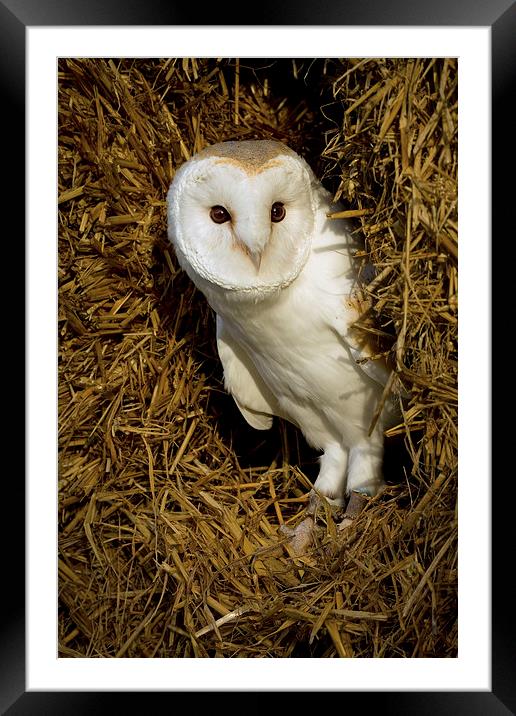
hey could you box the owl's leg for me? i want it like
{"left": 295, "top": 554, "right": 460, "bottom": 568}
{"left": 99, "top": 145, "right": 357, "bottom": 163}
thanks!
{"left": 338, "top": 437, "right": 385, "bottom": 531}
{"left": 346, "top": 438, "right": 384, "bottom": 496}
{"left": 310, "top": 443, "right": 349, "bottom": 508}
{"left": 280, "top": 443, "right": 348, "bottom": 555}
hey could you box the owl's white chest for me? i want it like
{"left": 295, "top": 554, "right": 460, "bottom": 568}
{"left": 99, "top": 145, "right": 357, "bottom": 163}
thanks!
{"left": 209, "top": 237, "right": 384, "bottom": 450}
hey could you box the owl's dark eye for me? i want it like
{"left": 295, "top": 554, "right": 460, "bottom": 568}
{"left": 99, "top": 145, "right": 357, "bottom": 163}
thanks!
{"left": 209, "top": 205, "right": 231, "bottom": 224}
{"left": 271, "top": 202, "right": 286, "bottom": 223}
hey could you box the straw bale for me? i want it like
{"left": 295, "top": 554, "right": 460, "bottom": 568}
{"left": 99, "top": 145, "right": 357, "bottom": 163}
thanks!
{"left": 58, "top": 58, "right": 457, "bottom": 658}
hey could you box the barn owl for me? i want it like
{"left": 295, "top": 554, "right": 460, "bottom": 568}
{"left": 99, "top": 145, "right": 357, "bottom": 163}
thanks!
{"left": 167, "top": 140, "right": 401, "bottom": 553}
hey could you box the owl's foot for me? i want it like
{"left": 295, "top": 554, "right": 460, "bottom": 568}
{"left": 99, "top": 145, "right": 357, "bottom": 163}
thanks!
{"left": 338, "top": 490, "right": 369, "bottom": 531}
{"left": 279, "top": 490, "right": 343, "bottom": 555}
{"left": 280, "top": 516, "right": 316, "bottom": 555}
{"left": 281, "top": 492, "right": 370, "bottom": 554}
{"left": 308, "top": 489, "right": 345, "bottom": 513}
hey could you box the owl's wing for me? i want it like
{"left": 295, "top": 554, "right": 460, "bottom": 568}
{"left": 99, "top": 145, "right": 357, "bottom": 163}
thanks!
{"left": 328, "top": 272, "right": 396, "bottom": 391}
{"left": 330, "top": 287, "right": 408, "bottom": 398}
{"left": 216, "top": 316, "right": 277, "bottom": 430}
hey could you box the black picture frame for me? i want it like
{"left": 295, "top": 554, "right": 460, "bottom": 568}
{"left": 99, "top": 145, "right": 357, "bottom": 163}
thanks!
{"left": 9, "top": 0, "right": 511, "bottom": 713}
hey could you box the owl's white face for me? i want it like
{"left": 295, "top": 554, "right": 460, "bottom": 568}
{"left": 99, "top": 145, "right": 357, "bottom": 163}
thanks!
{"left": 167, "top": 141, "right": 316, "bottom": 300}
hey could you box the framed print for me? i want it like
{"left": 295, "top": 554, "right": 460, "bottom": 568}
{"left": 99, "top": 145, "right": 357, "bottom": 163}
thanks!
{"left": 8, "top": 0, "right": 512, "bottom": 712}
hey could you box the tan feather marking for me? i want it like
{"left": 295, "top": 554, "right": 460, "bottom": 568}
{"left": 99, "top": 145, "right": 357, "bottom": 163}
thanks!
{"left": 232, "top": 236, "right": 253, "bottom": 258}
{"left": 345, "top": 293, "right": 391, "bottom": 369}
{"left": 194, "top": 140, "right": 295, "bottom": 173}
{"left": 212, "top": 157, "right": 283, "bottom": 175}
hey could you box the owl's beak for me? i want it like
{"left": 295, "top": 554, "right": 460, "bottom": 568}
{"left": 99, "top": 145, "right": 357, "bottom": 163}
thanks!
{"left": 249, "top": 250, "right": 263, "bottom": 272}
{"left": 235, "top": 214, "right": 271, "bottom": 273}
{"left": 234, "top": 224, "right": 268, "bottom": 272}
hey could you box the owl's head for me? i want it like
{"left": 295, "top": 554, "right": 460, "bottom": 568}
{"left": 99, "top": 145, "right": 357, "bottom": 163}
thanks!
{"left": 167, "top": 140, "right": 317, "bottom": 301}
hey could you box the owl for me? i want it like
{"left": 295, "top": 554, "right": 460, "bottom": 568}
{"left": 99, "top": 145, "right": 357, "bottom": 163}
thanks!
{"left": 167, "top": 139, "right": 401, "bottom": 553}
